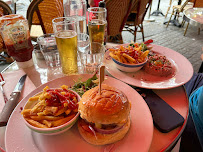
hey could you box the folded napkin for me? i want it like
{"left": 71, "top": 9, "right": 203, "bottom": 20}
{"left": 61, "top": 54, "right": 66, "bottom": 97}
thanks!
{"left": 0, "top": 69, "right": 36, "bottom": 112}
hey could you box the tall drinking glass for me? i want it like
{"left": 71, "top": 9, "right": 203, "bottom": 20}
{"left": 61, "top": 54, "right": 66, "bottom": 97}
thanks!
{"left": 64, "top": 0, "right": 87, "bottom": 34}
{"left": 88, "top": 7, "right": 107, "bottom": 45}
{"left": 52, "top": 17, "right": 78, "bottom": 75}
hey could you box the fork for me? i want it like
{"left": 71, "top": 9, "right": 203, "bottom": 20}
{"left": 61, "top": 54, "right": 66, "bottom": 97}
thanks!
{"left": 0, "top": 73, "right": 8, "bottom": 103}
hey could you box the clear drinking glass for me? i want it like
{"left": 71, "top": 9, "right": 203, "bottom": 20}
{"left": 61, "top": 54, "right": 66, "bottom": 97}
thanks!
{"left": 87, "top": 7, "right": 107, "bottom": 45}
{"left": 78, "top": 42, "right": 105, "bottom": 74}
{"left": 37, "top": 34, "right": 60, "bottom": 67}
{"left": 63, "top": 0, "right": 87, "bottom": 34}
{"left": 52, "top": 17, "right": 78, "bottom": 75}
{"left": 77, "top": 33, "right": 90, "bottom": 53}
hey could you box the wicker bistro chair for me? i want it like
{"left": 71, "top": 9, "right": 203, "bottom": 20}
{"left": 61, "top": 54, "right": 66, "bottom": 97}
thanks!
{"left": 27, "top": 0, "right": 64, "bottom": 41}
{"left": 166, "top": 0, "right": 193, "bottom": 28}
{"left": 193, "top": 0, "right": 203, "bottom": 7}
{"left": 105, "top": 0, "right": 133, "bottom": 44}
{"left": 0, "top": 0, "right": 14, "bottom": 64}
{"left": 123, "top": 0, "right": 152, "bottom": 42}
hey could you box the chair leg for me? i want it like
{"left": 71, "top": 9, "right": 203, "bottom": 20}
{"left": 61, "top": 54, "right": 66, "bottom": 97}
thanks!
{"left": 134, "top": 26, "right": 137, "bottom": 42}
{"left": 166, "top": 9, "right": 174, "bottom": 28}
{"left": 198, "top": 27, "right": 200, "bottom": 35}
{"left": 165, "top": 0, "right": 173, "bottom": 18}
{"left": 184, "top": 22, "right": 189, "bottom": 36}
{"left": 181, "top": 19, "right": 185, "bottom": 27}
{"left": 177, "top": 12, "right": 179, "bottom": 21}
{"left": 141, "top": 24, "right": 145, "bottom": 42}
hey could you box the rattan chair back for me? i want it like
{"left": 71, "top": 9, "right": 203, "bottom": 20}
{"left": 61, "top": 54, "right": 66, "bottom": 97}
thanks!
{"left": 134, "top": 0, "right": 152, "bottom": 26}
{"left": 193, "top": 0, "right": 203, "bottom": 7}
{"left": 0, "top": 0, "right": 12, "bottom": 53}
{"left": 124, "top": 0, "right": 152, "bottom": 42}
{"left": 27, "top": 0, "right": 64, "bottom": 35}
{"left": 105, "top": 0, "right": 133, "bottom": 43}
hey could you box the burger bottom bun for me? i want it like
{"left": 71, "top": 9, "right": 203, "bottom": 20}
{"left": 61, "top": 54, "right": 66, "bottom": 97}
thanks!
{"left": 78, "top": 117, "right": 131, "bottom": 145}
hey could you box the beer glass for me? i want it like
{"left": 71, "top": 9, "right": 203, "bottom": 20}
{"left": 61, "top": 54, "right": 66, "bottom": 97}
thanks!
{"left": 52, "top": 17, "right": 78, "bottom": 75}
{"left": 87, "top": 7, "right": 107, "bottom": 45}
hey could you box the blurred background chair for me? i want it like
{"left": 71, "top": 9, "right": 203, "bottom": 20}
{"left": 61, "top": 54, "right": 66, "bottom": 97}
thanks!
{"left": 166, "top": 0, "right": 193, "bottom": 28}
{"left": 193, "top": 0, "right": 203, "bottom": 7}
{"left": 123, "top": 0, "right": 152, "bottom": 42}
{"left": 27, "top": 0, "right": 64, "bottom": 41}
{"left": 105, "top": 0, "right": 133, "bottom": 44}
{"left": 0, "top": 0, "right": 13, "bottom": 64}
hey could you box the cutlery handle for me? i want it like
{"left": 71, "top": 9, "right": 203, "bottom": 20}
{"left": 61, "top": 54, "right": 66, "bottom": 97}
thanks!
{"left": 0, "top": 92, "right": 20, "bottom": 127}
{"left": 0, "top": 85, "right": 8, "bottom": 103}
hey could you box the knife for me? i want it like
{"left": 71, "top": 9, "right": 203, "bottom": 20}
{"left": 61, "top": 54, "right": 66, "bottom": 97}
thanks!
{"left": 0, "top": 74, "right": 27, "bottom": 127}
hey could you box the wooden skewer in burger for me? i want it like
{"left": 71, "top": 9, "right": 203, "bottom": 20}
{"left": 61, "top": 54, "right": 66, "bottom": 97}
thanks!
{"left": 78, "top": 66, "right": 131, "bottom": 145}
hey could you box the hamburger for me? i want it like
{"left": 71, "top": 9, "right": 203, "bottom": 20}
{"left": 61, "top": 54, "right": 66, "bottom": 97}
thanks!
{"left": 78, "top": 84, "right": 131, "bottom": 145}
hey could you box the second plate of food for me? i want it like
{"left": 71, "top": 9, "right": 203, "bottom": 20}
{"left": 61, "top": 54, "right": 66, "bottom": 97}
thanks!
{"left": 103, "top": 44, "right": 193, "bottom": 89}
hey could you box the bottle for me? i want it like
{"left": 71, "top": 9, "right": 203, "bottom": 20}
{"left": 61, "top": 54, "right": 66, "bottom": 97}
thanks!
{"left": 0, "top": 14, "right": 34, "bottom": 68}
{"left": 99, "top": 1, "right": 107, "bottom": 45}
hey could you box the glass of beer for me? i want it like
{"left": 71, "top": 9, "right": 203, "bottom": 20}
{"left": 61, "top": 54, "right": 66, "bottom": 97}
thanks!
{"left": 87, "top": 7, "right": 107, "bottom": 45}
{"left": 52, "top": 17, "right": 78, "bottom": 75}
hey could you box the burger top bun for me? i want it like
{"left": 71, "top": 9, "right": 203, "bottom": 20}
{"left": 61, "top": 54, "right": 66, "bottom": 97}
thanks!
{"left": 78, "top": 84, "right": 131, "bottom": 124}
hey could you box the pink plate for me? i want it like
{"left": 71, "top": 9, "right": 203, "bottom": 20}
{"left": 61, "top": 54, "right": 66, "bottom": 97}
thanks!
{"left": 104, "top": 44, "right": 194, "bottom": 89}
{"left": 5, "top": 74, "right": 153, "bottom": 152}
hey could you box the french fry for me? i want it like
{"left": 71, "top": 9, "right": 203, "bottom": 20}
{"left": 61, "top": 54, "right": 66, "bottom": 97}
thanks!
{"left": 114, "top": 53, "right": 122, "bottom": 63}
{"left": 54, "top": 107, "right": 68, "bottom": 116}
{"left": 28, "top": 96, "right": 40, "bottom": 102}
{"left": 21, "top": 109, "right": 32, "bottom": 117}
{"left": 30, "top": 100, "right": 46, "bottom": 114}
{"left": 52, "top": 114, "right": 75, "bottom": 127}
{"left": 141, "top": 50, "right": 150, "bottom": 58}
{"left": 25, "top": 118, "right": 48, "bottom": 128}
{"left": 120, "top": 55, "right": 127, "bottom": 63}
{"left": 138, "top": 58, "right": 143, "bottom": 63}
{"left": 123, "top": 53, "right": 136, "bottom": 63}
{"left": 22, "top": 85, "right": 79, "bottom": 129}
{"left": 109, "top": 52, "right": 119, "bottom": 61}
{"left": 65, "top": 109, "right": 71, "bottom": 115}
{"left": 45, "top": 106, "right": 58, "bottom": 114}
{"left": 30, "top": 115, "right": 64, "bottom": 121}
{"left": 42, "top": 120, "right": 52, "bottom": 128}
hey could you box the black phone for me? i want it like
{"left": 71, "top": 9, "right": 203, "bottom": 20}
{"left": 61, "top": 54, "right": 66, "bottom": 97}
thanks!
{"left": 138, "top": 89, "right": 185, "bottom": 133}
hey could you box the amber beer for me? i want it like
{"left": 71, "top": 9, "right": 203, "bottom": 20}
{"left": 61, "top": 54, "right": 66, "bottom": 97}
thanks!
{"left": 55, "top": 30, "right": 78, "bottom": 75}
{"left": 88, "top": 20, "right": 106, "bottom": 45}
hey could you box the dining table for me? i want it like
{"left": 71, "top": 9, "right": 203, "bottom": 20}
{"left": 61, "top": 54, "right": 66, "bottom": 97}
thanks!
{"left": 182, "top": 7, "right": 203, "bottom": 36}
{"left": 0, "top": 43, "right": 193, "bottom": 152}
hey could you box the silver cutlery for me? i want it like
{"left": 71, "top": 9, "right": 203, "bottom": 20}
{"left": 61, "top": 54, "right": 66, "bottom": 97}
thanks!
{"left": 0, "top": 74, "right": 27, "bottom": 126}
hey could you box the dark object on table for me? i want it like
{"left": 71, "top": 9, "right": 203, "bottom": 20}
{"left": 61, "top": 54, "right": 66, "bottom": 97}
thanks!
{"left": 151, "top": 0, "right": 164, "bottom": 16}
{"left": 180, "top": 73, "right": 203, "bottom": 152}
{"left": 199, "top": 62, "right": 203, "bottom": 73}
{"left": 123, "top": 0, "right": 152, "bottom": 42}
{"left": 99, "top": 0, "right": 105, "bottom": 8}
{"left": 142, "top": 89, "right": 184, "bottom": 133}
